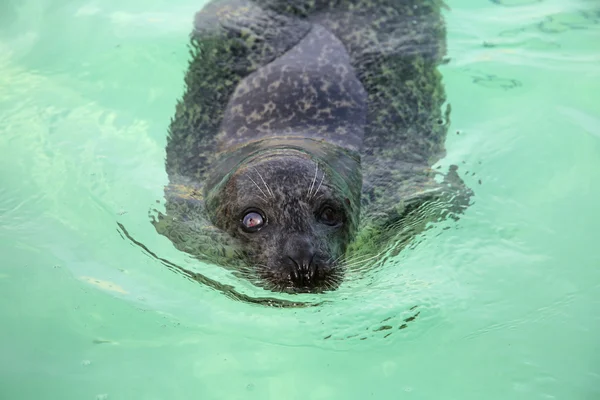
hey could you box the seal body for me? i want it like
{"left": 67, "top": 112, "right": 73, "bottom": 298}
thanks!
{"left": 154, "top": 0, "right": 471, "bottom": 293}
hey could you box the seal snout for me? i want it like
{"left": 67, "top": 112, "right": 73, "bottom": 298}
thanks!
{"left": 284, "top": 235, "right": 321, "bottom": 288}
{"left": 288, "top": 257, "right": 319, "bottom": 287}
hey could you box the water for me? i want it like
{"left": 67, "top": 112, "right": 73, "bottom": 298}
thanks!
{"left": 1, "top": 0, "right": 599, "bottom": 398}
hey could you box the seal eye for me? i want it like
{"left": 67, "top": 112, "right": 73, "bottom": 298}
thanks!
{"left": 241, "top": 210, "right": 265, "bottom": 232}
{"left": 318, "top": 206, "right": 342, "bottom": 227}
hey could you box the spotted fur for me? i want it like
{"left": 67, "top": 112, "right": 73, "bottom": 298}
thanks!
{"left": 153, "top": 0, "right": 471, "bottom": 292}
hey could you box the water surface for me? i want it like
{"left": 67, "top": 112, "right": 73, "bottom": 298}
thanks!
{"left": 1, "top": 0, "right": 599, "bottom": 398}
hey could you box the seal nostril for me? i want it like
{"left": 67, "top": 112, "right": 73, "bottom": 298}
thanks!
{"left": 287, "top": 256, "right": 305, "bottom": 285}
{"left": 288, "top": 256, "right": 300, "bottom": 270}
{"left": 284, "top": 239, "right": 318, "bottom": 287}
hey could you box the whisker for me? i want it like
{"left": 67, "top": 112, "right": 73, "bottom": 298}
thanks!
{"left": 331, "top": 254, "right": 346, "bottom": 265}
{"left": 253, "top": 167, "right": 274, "bottom": 198}
{"left": 307, "top": 163, "right": 319, "bottom": 199}
{"left": 325, "top": 273, "right": 342, "bottom": 290}
{"left": 313, "top": 194, "right": 326, "bottom": 203}
{"left": 247, "top": 175, "right": 268, "bottom": 202}
{"left": 310, "top": 172, "right": 325, "bottom": 200}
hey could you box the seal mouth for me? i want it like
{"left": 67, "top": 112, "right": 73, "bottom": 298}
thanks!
{"left": 251, "top": 261, "right": 345, "bottom": 294}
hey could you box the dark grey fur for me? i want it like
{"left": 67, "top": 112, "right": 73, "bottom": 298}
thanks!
{"left": 153, "top": 0, "right": 471, "bottom": 293}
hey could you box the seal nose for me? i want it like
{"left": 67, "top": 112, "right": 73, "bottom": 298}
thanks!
{"left": 284, "top": 236, "right": 318, "bottom": 286}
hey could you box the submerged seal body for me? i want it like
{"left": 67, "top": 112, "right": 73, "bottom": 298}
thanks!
{"left": 154, "top": 0, "right": 471, "bottom": 293}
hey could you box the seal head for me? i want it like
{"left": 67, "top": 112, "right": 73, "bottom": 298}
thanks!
{"left": 205, "top": 142, "right": 361, "bottom": 292}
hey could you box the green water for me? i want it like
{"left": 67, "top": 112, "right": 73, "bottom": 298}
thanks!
{"left": 1, "top": 0, "right": 599, "bottom": 398}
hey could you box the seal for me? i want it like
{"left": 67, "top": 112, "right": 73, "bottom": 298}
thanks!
{"left": 153, "top": 0, "right": 472, "bottom": 293}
